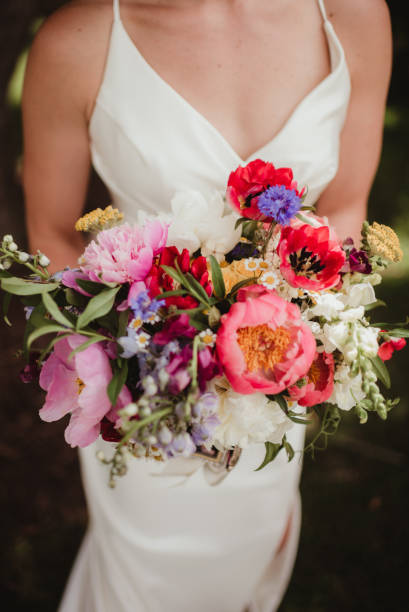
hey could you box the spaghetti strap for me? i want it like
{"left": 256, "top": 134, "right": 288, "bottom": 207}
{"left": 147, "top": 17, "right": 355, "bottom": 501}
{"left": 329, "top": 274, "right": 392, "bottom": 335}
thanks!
{"left": 113, "top": 0, "right": 121, "bottom": 23}
{"left": 317, "top": 0, "right": 328, "bottom": 22}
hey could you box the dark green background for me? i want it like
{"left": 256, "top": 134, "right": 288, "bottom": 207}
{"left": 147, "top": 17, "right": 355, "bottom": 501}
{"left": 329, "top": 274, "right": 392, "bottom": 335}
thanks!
{"left": 0, "top": 2, "right": 408, "bottom": 610}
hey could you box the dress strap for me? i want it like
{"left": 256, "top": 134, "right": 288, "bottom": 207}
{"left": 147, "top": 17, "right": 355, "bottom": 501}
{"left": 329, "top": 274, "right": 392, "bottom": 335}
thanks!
{"left": 317, "top": 0, "right": 328, "bottom": 22}
{"left": 113, "top": 0, "right": 121, "bottom": 23}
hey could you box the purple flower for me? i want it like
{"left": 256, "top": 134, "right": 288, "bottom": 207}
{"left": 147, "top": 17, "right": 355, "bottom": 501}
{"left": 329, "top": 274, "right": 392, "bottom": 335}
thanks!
{"left": 191, "top": 393, "right": 220, "bottom": 446}
{"left": 166, "top": 346, "right": 192, "bottom": 394}
{"left": 166, "top": 432, "right": 196, "bottom": 458}
{"left": 153, "top": 314, "right": 196, "bottom": 345}
{"left": 257, "top": 185, "right": 301, "bottom": 225}
{"left": 197, "top": 348, "right": 223, "bottom": 391}
{"left": 225, "top": 242, "right": 260, "bottom": 263}
{"left": 19, "top": 357, "right": 40, "bottom": 383}
{"left": 348, "top": 248, "right": 372, "bottom": 274}
{"left": 129, "top": 289, "right": 164, "bottom": 324}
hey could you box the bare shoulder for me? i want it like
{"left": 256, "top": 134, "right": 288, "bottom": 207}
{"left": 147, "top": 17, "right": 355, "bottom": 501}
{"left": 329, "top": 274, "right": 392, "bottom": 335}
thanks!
{"left": 326, "top": 0, "right": 392, "bottom": 84}
{"left": 24, "top": 0, "right": 115, "bottom": 118}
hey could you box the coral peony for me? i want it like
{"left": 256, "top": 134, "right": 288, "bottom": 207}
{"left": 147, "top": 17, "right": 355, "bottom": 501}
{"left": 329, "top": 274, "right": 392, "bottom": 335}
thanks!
{"left": 216, "top": 285, "right": 315, "bottom": 395}
{"left": 39, "top": 335, "right": 131, "bottom": 447}
{"left": 278, "top": 223, "right": 345, "bottom": 290}
{"left": 288, "top": 351, "right": 334, "bottom": 407}
{"left": 80, "top": 220, "right": 168, "bottom": 286}
{"left": 226, "top": 159, "right": 303, "bottom": 221}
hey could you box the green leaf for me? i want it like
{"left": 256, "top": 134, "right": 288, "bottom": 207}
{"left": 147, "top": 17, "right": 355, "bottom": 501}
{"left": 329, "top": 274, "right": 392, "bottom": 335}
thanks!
{"left": 39, "top": 332, "right": 73, "bottom": 362}
{"left": 364, "top": 299, "right": 386, "bottom": 312}
{"left": 156, "top": 289, "right": 187, "bottom": 298}
{"left": 75, "top": 278, "right": 117, "bottom": 295}
{"left": 27, "top": 324, "right": 71, "bottom": 350}
{"left": 369, "top": 355, "right": 391, "bottom": 389}
{"left": 1, "top": 276, "right": 59, "bottom": 296}
{"left": 76, "top": 286, "right": 120, "bottom": 330}
{"left": 161, "top": 265, "right": 185, "bottom": 285}
{"left": 185, "top": 273, "right": 211, "bottom": 303}
{"left": 117, "top": 309, "right": 130, "bottom": 338}
{"left": 68, "top": 334, "right": 108, "bottom": 359}
{"left": 209, "top": 255, "right": 226, "bottom": 299}
{"left": 234, "top": 217, "right": 248, "bottom": 230}
{"left": 255, "top": 441, "right": 283, "bottom": 471}
{"left": 107, "top": 361, "right": 129, "bottom": 406}
{"left": 283, "top": 436, "right": 295, "bottom": 462}
{"left": 42, "top": 292, "right": 74, "bottom": 328}
{"left": 267, "top": 393, "right": 288, "bottom": 413}
{"left": 228, "top": 276, "right": 258, "bottom": 297}
{"left": 65, "top": 288, "right": 86, "bottom": 308}
{"left": 379, "top": 328, "right": 409, "bottom": 338}
{"left": 3, "top": 293, "right": 12, "bottom": 326}
{"left": 0, "top": 270, "right": 12, "bottom": 279}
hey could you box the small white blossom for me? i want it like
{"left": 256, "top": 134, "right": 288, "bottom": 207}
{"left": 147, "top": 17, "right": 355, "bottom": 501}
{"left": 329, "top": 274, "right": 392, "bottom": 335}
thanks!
{"left": 8, "top": 242, "right": 18, "bottom": 252}
{"left": 357, "top": 325, "right": 379, "bottom": 357}
{"left": 18, "top": 252, "right": 30, "bottom": 263}
{"left": 38, "top": 254, "right": 50, "bottom": 267}
{"left": 142, "top": 375, "right": 158, "bottom": 397}
{"left": 243, "top": 258, "right": 260, "bottom": 272}
{"left": 330, "top": 364, "right": 365, "bottom": 411}
{"left": 199, "top": 329, "right": 217, "bottom": 347}
{"left": 259, "top": 269, "right": 280, "bottom": 290}
{"left": 2, "top": 234, "right": 13, "bottom": 244}
{"left": 2, "top": 259, "right": 12, "bottom": 270}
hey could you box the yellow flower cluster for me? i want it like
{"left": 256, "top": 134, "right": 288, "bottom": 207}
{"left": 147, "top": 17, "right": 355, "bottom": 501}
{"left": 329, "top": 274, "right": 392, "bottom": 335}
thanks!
{"left": 366, "top": 222, "right": 403, "bottom": 263}
{"left": 75, "top": 205, "right": 124, "bottom": 233}
{"left": 217, "top": 258, "right": 268, "bottom": 293}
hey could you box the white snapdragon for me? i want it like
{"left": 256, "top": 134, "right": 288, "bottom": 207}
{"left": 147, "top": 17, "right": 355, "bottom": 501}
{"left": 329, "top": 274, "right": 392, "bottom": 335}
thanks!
{"left": 340, "top": 282, "right": 376, "bottom": 308}
{"left": 306, "top": 292, "right": 344, "bottom": 321}
{"left": 329, "top": 364, "right": 365, "bottom": 411}
{"left": 212, "top": 389, "right": 292, "bottom": 449}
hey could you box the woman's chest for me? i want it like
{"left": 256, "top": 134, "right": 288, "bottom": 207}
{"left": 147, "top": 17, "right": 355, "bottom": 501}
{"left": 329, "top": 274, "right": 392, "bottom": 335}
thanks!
{"left": 117, "top": 0, "right": 331, "bottom": 160}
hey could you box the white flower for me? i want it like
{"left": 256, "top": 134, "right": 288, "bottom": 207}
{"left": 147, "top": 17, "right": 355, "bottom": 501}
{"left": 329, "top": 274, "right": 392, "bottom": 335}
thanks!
{"left": 38, "top": 254, "right": 50, "bottom": 267}
{"left": 339, "top": 306, "right": 365, "bottom": 322}
{"left": 199, "top": 329, "right": 217, "bottom": 347}
{"left": 259, "top": 269, "right": 280, "bottom": 290}
{"left": 18, "top": 252, "right": 30, "bottom": 263}
{"left": 330, "top": 364, "right": 365, "bottom": 411}
{"left": 357, "top": 325, "right": 379, "bottom": 357}
{"left": 166, "top": 190, "right": 241, "bottom": 260}
{"left": 243, "top": 258, "right": 261, "bottom": 272}
{"left": 322, "top": 321, "right": 351, "bottom": 353}
{"left": 8, "top": 242, "right": 18, "bottom": 252}
{"left": 2, "top": 234, "right": 13, "bottom": 244}
{"left": 307, "top": 292, "right": 344, "bottom": 321}
{"left": 341, "top": 282, "right": 376, "bottom": 308}
{"left": 212, "top": 388, "right": 292, "bottom": 449}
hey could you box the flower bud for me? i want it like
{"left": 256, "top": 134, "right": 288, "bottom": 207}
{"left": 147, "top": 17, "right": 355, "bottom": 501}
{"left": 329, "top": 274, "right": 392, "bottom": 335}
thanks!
{"left": 158, "top": 425, "right": 173, "bottom": 446}
{"left": 18, "top": 252, "right": 30, "bottom": 263}
{"left": 2, "top": 234, "right": 13, "bottom": 244}
{"left": 38, "top": 254, "right": 50, "bottom": 267}
{"left": 122, "top": 403, "right": 138, "bottom": 417}
{"left": 140, "top": 406, "right": 151, "bottom": 418}
{"left": 2, "top": 259, "right": 12, "bottom": 270}
{"left": 8, "top": 242, "right": 18, "bottom": 252}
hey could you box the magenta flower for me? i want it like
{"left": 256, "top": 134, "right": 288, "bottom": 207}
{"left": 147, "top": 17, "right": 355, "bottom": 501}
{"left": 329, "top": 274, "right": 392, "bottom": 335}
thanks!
{"left": 39, "top": 335, "right": 132, "bottom": 447}
{"left": 153, "top": 314, "right": 197, "bottom": 345}
{"left": 80, "top": 220, "right": 168, "bottom": 286}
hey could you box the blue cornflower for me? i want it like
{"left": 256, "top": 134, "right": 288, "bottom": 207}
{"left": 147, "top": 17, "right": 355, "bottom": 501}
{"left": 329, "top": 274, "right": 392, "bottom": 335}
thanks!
{"left": 257, "top": 185, "right": 301, "bottom": 225}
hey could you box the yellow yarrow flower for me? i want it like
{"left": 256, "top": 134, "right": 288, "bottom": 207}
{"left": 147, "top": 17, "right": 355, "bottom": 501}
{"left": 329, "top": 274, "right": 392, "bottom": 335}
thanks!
{"left": 365, "top": 221, "right": 403, "bottom": 263}
{"left": 75, "top": 205, "right": 124, "bottom": 233}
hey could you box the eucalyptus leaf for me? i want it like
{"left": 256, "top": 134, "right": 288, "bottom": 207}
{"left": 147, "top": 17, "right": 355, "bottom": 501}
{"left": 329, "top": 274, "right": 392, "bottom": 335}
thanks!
{"left": 42, "top": 292, "right": 74, "bottom": 328}
{"left": 1, "top": 276, "right": 59, "bottom": 296}
{"left": 107, "top": 361, "right": 129, "bottom": 406}
{"left": 209, "top": 255, "right": 226, "bottom": 299}
{"left": 76, "top": 286, "right": 120, "bottom": 330}
{"left": 255, "top": 441, "right": 283, "bottom": 471}
{"left": 369, "top": 355, "right": 391, "bottom": 389}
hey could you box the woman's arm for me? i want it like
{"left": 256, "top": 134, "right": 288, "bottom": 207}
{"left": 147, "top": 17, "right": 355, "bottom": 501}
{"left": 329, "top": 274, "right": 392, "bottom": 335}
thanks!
{"left": 22, "top": 3, "right": 110, "bottom": 272}
{"left": 316, "top": 0, "right": 392, "bottom": 243}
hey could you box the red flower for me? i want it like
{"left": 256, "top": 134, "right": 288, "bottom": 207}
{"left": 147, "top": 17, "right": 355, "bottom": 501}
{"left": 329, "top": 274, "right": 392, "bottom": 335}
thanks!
{"left": 226, "top": 159, "right": 303, "bottom": 221}
{"left": 288, "top": 352, "right": 334, "bottom": 407}
{"left": 378, "top": 337, "right": 406, "bottom": 361}
{"left": 278, "top": 223, "right": 346, "bottom": 291}
{"left": 146, "top": 246, "right": 212, "bottom": 309}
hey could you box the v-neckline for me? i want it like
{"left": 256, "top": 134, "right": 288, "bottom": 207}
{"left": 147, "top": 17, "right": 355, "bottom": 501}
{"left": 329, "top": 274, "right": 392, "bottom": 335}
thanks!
{"left": 115, "top": 16, "right": 346, "bottom": 165}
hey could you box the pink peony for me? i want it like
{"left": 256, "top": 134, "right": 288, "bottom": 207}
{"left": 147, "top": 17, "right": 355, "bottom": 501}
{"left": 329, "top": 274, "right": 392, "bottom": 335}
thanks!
{"left": 288, "top": 351, "right": 334, "bottom": 407}
{"left": 80, "top": 220, "right": 168, "bottom": 286}
{"left": 278, "top": 222, "right": 346, "bottom": 291}
{"left": 216, "top": 285, "right": 316, "bottom": 395}
{"left": 39, "top": 335, "right": 132, "bottom": 447}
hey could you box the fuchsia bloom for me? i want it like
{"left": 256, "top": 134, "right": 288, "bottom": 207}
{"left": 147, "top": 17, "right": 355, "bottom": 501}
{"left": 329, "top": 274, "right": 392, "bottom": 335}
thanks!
{"left": 216, "top": 285, "right": 315, "bottom": 395}
{"left": 278, "top": 223, "right": 346, "bottom": 291}
{"left": 80, "top": 220, "right": 168, "bottom": 286}
{"left": 226, "top": 159, "right": 303, "bottom": 221}
{"left": 378, "top": 337, "right": 406, "bottom": 361}
{"left": 288, "top": 351, "right": 334, "bottom": 407}
{"left": 39, "top": 335, "right": 132, "bottom": 447}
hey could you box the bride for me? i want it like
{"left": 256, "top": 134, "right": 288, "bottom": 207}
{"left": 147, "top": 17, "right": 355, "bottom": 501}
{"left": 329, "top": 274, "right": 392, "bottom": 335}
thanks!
{"left": 22, "top": 1, "right": 391, "bottom": 610}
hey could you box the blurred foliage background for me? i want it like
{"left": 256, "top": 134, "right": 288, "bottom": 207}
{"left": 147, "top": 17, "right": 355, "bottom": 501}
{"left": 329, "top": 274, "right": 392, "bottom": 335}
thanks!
{"left": 0, "top": 1, "right": 408, "bottom": 610}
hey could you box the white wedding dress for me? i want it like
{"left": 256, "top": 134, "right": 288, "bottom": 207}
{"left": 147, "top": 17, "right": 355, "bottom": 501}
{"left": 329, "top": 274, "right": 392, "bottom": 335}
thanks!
{"left": 59, "top": 1, "right": 350, "bottom": 610}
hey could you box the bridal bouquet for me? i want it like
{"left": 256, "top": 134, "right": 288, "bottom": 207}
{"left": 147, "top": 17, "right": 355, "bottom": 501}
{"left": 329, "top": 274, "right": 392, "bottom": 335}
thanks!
{"left": 1, "top": 159, "right": 407, "bottom": 485}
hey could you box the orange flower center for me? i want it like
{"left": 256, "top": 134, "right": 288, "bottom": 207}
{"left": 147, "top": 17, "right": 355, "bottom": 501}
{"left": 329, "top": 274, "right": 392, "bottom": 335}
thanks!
{"left": 237, "top": 324, "right": 292, "bottom": 373}
{"left": 308, "top": 360, "right": 321, "bottom": 385}
{"left": 76, "top": 377, "right": 85, "bottom": 395}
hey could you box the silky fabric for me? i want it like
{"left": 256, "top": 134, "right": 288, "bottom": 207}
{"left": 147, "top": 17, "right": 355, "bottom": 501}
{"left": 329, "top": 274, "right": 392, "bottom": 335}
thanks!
{"left": 59, "top": 0, "right": 351, "bottom": 610}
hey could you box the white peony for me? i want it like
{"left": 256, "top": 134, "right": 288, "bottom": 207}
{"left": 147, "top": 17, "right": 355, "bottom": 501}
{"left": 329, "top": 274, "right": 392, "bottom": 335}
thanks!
{"left": 330, "top": 364, "right": 365, "bottom": 411}
{"left": 212, "top": 388, "right": 293, "bottom": 449}
{"left": 167, "top": 190, "right": 241, "bottom": 260}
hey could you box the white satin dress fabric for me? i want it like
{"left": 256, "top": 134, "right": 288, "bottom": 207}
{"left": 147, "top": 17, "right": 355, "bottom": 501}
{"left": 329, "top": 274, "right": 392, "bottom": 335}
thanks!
{"left": 59, "top": 0, "right": 350, "bottom": 610}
